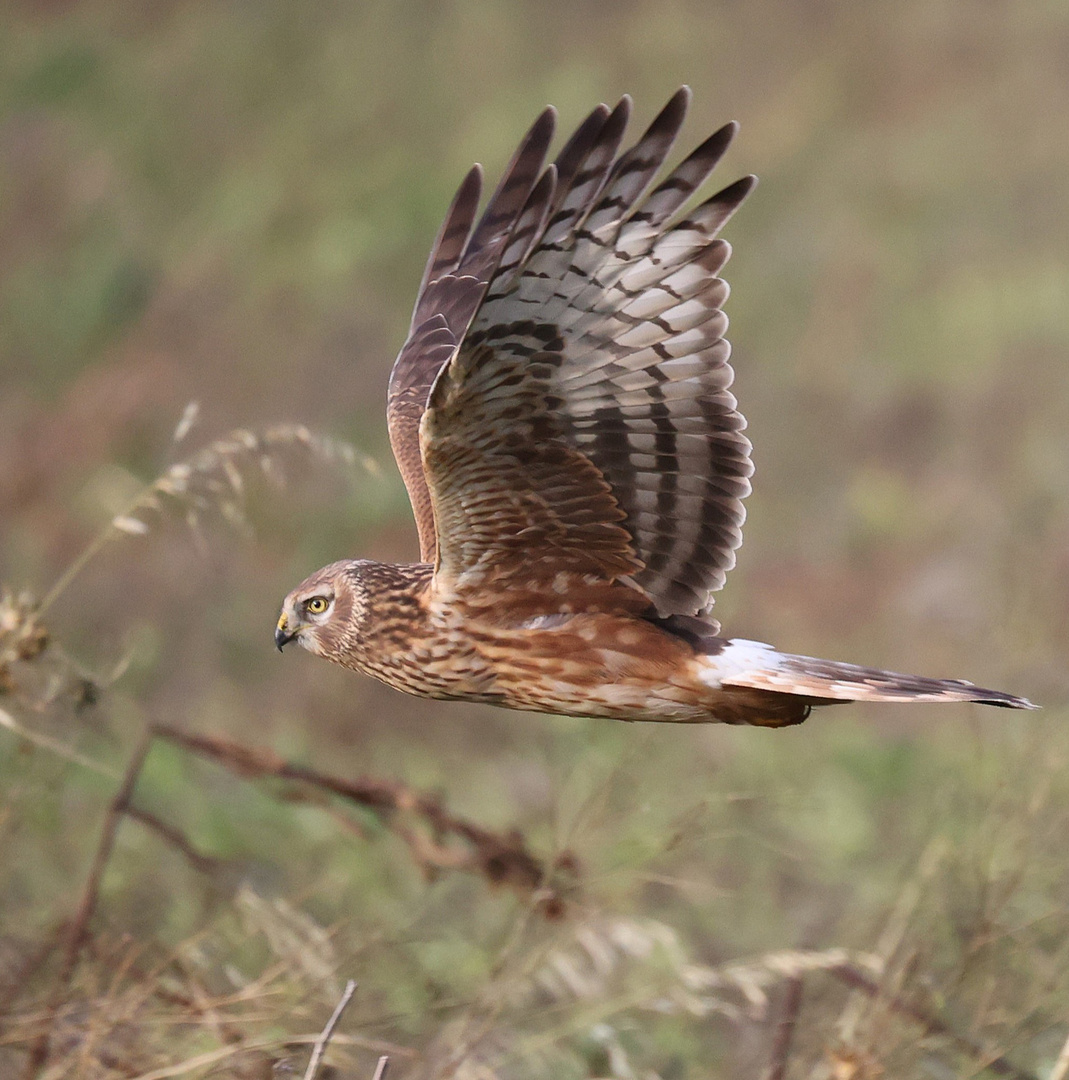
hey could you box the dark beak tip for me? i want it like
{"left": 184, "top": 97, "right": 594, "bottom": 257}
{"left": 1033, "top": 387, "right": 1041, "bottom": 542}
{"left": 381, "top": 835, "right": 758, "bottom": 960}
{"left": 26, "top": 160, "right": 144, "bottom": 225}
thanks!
{"left": 275, "top": 627, "right": 292, "bottom": 653}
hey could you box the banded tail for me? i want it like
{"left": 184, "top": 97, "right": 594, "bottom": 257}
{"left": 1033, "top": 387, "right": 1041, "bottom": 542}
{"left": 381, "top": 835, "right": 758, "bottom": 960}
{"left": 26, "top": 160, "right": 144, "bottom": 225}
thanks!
{"left": 696, "top": 638, "right": 1036, "bottom": 726}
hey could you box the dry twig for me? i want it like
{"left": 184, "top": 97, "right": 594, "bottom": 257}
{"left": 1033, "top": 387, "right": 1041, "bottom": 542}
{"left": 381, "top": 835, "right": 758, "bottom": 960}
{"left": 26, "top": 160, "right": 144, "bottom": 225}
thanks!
{"left": 0, "top": 705, "right": 119, "bottom": 779}
{"left": 122, "top": 1033, "right": 414, "bottom": 1080}
{"left": 828, "top": 963, "right": 1039, "bottom": 1080}
{"left": 151, "top": 724, "right": 570, "bottom": 906}
{"left": 21, "top": 725, "right": 154, "bottom": 1079}
{"left": 125, "top": 804, "right": 231, "bottom": 877}
{"left": 763, "top": 974, "right": 804, "bottom": 1080}
{"left": 36, "top": 422, "right": 374, "bottom": 619}
{"left": 303, "top": 979, "right": 357, "bottom": 1080}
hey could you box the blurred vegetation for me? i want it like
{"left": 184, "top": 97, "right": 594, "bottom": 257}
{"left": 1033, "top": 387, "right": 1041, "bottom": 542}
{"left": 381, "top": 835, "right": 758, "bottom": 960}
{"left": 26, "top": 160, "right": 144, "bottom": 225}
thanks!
{"left": 1, "top": 1, "right": 1067, "bottom": 1077}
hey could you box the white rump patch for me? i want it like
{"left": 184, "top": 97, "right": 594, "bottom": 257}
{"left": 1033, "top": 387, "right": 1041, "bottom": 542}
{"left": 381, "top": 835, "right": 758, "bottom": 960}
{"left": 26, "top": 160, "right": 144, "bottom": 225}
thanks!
{"left": 696, "top": 638, "right": 781, "bottom": 688}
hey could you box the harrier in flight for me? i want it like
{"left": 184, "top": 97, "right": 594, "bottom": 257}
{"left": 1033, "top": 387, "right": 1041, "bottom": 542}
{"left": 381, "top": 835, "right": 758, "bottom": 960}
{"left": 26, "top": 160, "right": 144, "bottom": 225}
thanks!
{"left": 276, "top": 89, "right": 1033, "bottom": 726}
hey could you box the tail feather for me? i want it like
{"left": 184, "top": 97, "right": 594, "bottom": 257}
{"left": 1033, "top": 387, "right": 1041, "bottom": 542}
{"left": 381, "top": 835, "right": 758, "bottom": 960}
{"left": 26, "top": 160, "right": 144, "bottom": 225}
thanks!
{"left": 708, "top": 639, "right": 1037, "bottom": 711}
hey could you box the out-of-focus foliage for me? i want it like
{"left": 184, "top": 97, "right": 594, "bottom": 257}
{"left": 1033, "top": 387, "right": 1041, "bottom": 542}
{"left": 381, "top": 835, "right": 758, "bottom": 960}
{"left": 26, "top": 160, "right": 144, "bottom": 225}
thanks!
{"left": 1, "top": 1, "right": 1067, "bottom": 1077}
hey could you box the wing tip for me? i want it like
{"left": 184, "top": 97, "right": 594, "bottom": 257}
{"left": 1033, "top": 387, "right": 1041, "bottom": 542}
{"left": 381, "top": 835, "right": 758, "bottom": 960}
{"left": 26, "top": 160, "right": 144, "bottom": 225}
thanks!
{"left": 606, "top": 94, "right": 633, "bottom": 134}
{"left": 533, "top": 104, "right": 559, "bottom": 134}
{"left": 719, "top": 173, "right": 759, "bottom": 202}
{"left": 660, "top": 85, "right": 692, "bottom": 122}
{"left": 977, "top": 692, "right": 1039, "bottom": 710}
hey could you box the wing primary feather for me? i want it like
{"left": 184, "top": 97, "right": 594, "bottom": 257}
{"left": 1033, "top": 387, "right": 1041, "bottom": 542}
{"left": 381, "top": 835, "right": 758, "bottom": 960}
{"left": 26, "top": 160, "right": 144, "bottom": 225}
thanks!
{"left": 551, "top": 103, "right": 612, "bottom": 198}
{"left": 628, "top": 121, "right": 741, "bottom": 230}
{"left": 679, "top": 174, "right": 758, "bottom": 234}
{"left": 494, "top": 165, "right": 558, "bottom": 289}
{"left": 462, "top": 106, "right": 557, "bottom": 278}
{"left": 412, "top": 164, "right": 483, "bottom": 322}
{"left": 589, "top": 86, "right": 691, "bottom": 229}
{"left": 542, "top": 96, "right": 632, "bottom": 247}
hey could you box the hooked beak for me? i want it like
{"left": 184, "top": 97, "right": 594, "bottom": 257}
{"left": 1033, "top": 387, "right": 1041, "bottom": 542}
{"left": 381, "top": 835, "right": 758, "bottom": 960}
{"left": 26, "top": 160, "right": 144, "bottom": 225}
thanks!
{"left": 275, "top": 613, "right": 297, "bottom": 652}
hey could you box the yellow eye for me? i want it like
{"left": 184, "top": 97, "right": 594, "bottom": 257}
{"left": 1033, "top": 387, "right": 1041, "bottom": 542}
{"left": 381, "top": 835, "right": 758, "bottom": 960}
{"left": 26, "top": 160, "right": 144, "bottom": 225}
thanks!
{"left": 306, "top": 596, "right": 329, "bottom": 615}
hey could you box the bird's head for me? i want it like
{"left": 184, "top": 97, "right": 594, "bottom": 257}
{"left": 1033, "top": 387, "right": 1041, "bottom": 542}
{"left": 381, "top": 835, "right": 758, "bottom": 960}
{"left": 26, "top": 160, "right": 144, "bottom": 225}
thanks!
{"left": 275, "top": 560, "right": 365, "bottom": 659}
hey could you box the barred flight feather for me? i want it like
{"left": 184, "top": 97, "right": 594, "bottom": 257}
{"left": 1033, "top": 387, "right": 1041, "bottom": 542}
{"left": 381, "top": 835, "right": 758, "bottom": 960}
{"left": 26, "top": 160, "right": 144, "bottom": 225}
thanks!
{"left": 405, "top": 93, "right": 756, "bottom": 617}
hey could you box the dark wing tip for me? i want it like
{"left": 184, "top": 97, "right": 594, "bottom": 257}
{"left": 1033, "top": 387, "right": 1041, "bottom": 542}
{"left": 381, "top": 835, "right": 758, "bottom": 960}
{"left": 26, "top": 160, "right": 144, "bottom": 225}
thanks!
{"left": 461, "top": 161, "right": 485, "bottom": 187}
{"left": 529, "top": 105, "right": 559, "bottom": 144}
{"left": 658, "top": 85, "right": 691, "bottom": 127}
{"left": 411, "top": 162, "right": 486, "bottom": 308}
{"left": 552, "top": 102, "right": 612, "bottom": 183}
{"left": 709, "top": 173, "right": 759, "bottom": 214}
{"left": 605, "top": 94, "right": 633, "bottom": 137}
{"left": 637, "top": 86, "right": 692, "bottom": 152}
{"left": 980, "top": 693, "right": 1039, "bottom": 710}
{"left": 699, "top": 120, "right": 742, "bottom": 162}
{"left": 724, "top": 172, "right": 759, "bottom": 199}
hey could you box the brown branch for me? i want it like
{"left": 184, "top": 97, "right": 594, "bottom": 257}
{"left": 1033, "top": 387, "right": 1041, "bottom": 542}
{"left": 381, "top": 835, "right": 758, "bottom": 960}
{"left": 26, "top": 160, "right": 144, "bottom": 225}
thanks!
{"left": 828, "top": 964, "right": 1039, "bottom": 1080}
{"left": 125, "top": 804, "right": 230, "bottom": 876}
{"left": 22, "top": 725, "right": 154, "bottom": 1079}
{"left": 762, "top": 974, "right": 804, "bottom": 1080}
{"left": 151, "top": 724, "right": 572, "bottom": 908}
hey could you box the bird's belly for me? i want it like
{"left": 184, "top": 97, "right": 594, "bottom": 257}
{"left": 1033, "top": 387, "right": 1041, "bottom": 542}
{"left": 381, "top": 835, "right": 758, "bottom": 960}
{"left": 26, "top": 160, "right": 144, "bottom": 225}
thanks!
{"left": 395, "top": 612, "right": 718, "bottom": 723}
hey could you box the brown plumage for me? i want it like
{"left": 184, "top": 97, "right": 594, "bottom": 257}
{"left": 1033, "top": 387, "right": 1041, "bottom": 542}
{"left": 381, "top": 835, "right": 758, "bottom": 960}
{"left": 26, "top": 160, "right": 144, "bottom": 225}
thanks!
{"left": 276, "top": 89, "right": 1035, "bottom": 726}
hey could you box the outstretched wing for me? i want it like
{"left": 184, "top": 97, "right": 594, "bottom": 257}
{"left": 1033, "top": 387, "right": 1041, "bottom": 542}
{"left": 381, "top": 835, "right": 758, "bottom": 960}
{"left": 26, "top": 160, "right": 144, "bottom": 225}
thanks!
{"left": 420, "top": 89, "right": 756, "bottom": 618}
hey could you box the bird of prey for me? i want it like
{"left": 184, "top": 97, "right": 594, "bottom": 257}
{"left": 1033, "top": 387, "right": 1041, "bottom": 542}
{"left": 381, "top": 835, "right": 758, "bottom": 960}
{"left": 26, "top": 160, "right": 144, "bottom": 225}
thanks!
{"left": 275, "top": 88, "right": 1034, "bottom": 727}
